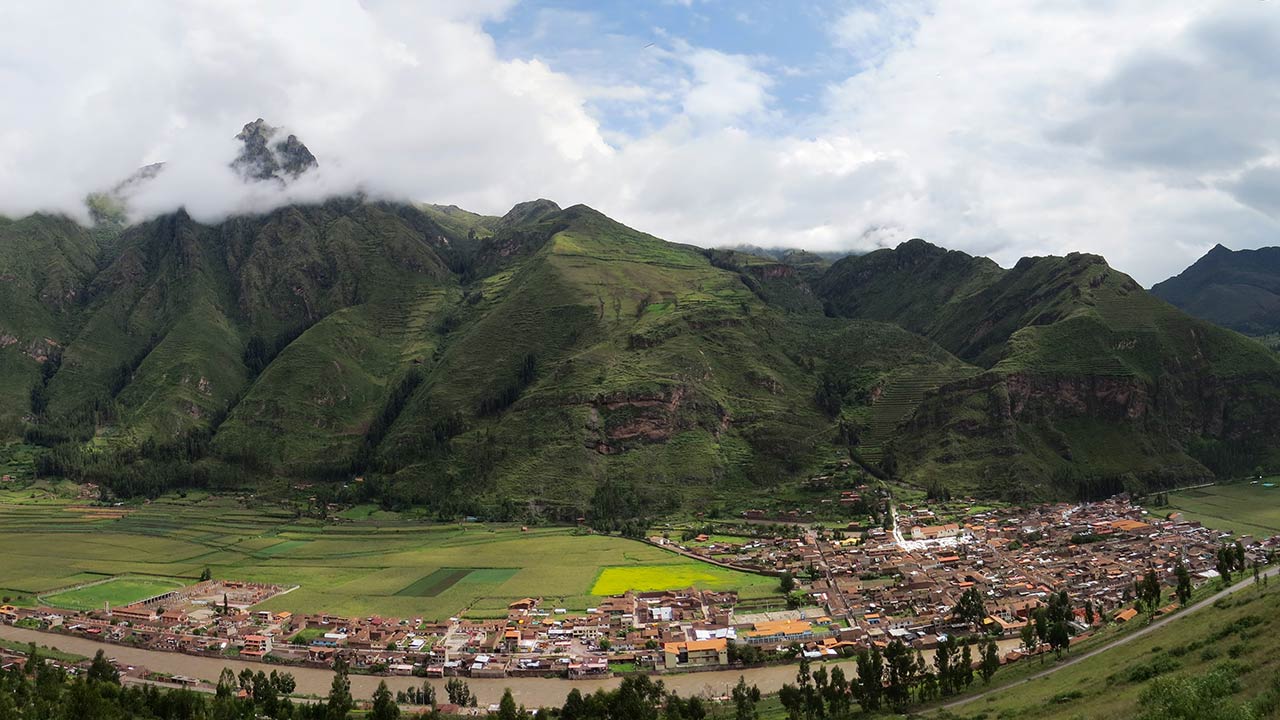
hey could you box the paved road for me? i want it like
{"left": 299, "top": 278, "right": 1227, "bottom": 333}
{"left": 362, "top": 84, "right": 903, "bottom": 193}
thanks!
{"left": 938, "top": 564, "right": 1280, "bottom": 712}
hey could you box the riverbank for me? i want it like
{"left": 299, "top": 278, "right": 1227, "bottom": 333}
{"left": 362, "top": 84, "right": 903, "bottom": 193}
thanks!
{"left": 0, "top": 623, "right": 817, "bottom": 707}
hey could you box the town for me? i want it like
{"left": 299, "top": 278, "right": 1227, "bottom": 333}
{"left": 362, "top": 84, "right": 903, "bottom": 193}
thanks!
{"left": 3, "top": 489, "right": 1275, "bottom": 686}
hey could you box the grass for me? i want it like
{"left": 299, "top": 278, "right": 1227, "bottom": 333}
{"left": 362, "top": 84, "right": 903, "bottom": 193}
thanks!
{"left": 0, "top": 493, "right": 780, "bottom": 621}
{"left": 1155, "top": 481, "right": 1280, "bottom": 538}
{"left": 394, "top": 568, "right": 474, "bottom": 597}
{"left": 591, "top": 563, "right": 777, "bottom": 596}
{"left": 43, "top": 576, "right": 186, "bottom": 611}
{"left": 926, "top": 583, "right": 1280, "bottom": 719}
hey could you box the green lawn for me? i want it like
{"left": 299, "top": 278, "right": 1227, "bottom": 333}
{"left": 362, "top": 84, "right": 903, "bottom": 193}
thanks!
{"left": 1156, "top": 481, "right": 1280, "bottom": 538}
{"left": 0, "top": 493, "right": 780, "bottom": 621}
{"left": 43, "top": 576, "right": 186, "bottom": 611}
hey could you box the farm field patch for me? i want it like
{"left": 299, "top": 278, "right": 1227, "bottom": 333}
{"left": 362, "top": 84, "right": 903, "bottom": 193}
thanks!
{"left": 1158, "top": 481, "right": 1280, "bottom": 539}
{"left": 591, "top": 563, "right": 773, "bottom": 596}
{"left": 0, "top": 493, "right": 779, "bottom": 619}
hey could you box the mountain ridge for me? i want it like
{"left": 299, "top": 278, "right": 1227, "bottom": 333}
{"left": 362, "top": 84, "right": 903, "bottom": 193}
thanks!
{"left": 1150, "top": 243, "right": 1280, "bottom": 336}
{"left": 3, "top": 195, "right": 1279, "bottom": 510}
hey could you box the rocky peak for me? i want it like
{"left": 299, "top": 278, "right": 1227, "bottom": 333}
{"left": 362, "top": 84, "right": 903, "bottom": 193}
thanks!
{"left": 231, "top": 118, "right": 318, "bottom": 184}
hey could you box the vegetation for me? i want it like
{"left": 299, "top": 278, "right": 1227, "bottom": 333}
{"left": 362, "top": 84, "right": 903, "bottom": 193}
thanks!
{"left": 3, "top": 200, "right": 1279, "bottom": 507}
{"left": 0, "top": 495, "right": 779, "bottom": 620}
{"left": 1150, "top": 243, "right": 1280, "bottom": 336}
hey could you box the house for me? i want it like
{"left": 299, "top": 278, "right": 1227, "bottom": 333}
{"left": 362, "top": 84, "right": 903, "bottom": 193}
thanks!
{"left": 112, "top": 604, "right": 154, "bottom": 623}
{"left": 663, "top": 638, "right": 728, "bottom": 669}
{"left": 242, "top": 634, "right": 273, "bottom": 659}
{"left": 1113, "top": 608, "right": 1139, "bottom": 623}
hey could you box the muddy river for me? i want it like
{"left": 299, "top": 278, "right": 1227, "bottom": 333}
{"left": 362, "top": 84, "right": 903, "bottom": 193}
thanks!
{"left": 0, "top": 625, "right": 1025, "bottom": 707}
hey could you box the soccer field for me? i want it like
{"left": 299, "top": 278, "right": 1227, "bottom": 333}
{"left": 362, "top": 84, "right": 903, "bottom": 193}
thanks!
{"left": 43, "top": 577, "right": 186, "bottom": 611}
{"left": 0, "top": 494, "right": 779, "bottom": 620}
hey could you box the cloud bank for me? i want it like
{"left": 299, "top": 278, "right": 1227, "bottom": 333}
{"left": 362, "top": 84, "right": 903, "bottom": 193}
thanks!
{"left": 1, "top": 0, "right": 1277, "bottom": 284}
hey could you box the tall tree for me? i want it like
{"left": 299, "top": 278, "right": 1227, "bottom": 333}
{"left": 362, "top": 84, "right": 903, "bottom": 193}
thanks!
{"left": 86, "top": 650, "right": 119, "bottom": 685}
{"left": 325, "top": 659, "right": 353, "bottom": 720}
{"left": 1174, "top": 559, "right": 1193, "bottom": 604}
{"left": 371, "top": 680, "right": 400, "bottom": 720}
{"left": 732, "top": 677, "right": 761, "bottom": 720}
{"left": 980, "top": 638, "right": 999, "bottom": 685}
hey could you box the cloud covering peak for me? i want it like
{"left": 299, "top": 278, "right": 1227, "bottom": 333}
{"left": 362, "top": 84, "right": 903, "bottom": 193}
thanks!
{"left": 1, "top": 0, "right": 1278, "bottom": 285}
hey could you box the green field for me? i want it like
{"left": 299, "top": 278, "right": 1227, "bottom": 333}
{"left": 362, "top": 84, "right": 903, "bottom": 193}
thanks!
{"left": 1158, "top": 481, "right": 1280, "bottom": 539}
{"left": 43, "top": 576, "right": 185, "bottom": 611}
{"left": 0, "top": 494, "right": 779, "bottom": 620}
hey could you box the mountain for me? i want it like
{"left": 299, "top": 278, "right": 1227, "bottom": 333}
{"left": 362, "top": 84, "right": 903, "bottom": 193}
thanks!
{"left": 1150, "top": 244, "right": 1280, "bottom": 336}
{"left": 816, "top": 240, "right": 1280, "bottom": 499}
{"left": 2, "top": 124, "right": 1279, "bottom": 510}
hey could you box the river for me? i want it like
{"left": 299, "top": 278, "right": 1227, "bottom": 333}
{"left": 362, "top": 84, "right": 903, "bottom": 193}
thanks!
{"left": 0, "top": 625, "right": 813, "bottom": 707}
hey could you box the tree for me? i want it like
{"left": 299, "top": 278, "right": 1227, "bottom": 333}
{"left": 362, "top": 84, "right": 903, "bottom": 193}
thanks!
{"left": 933, "top": 637, "right": 954, "bottom": 696}
{"left": 1175, "top": 559, "right": 1193, "bottom": 604}
{"left": 1020, "top": 620, "right": 1037, "bottom": 659}
{"left": 325, "top": 658, "right": 353, "bottom": 720}
{"left": 959, "top": 640, "right": 975, "bottom": 689}
{"left": 1033, "top": 608, "right": 1049, "bottom": 663}
{"left": 853, "top": 646, "right": 883, "bottom": 712}
{"left": 446, "top": 678, "right": 474, "bottom": 707}
{"left": 1139, "top": 568, "right": 1161, "bottom": 616}
{"left": 24, "top": 642, "right": 40, "bottom": 675}
{"left": 732, "top": 677, "right": 761, "bottom": 720}
{"left": 779, "top": 571, "right": 796, "bottom": 593}
{"left": 270, "top": 669, "right": 296, "bottom": 696}
{"left": 86, "top": 649, "right": 119, "bottom": 685}
{"left": 1216, "top": 546, "right": 1235, "bottom": 585}
{"left": 497, "top": 689, "right": 522, "bottom": 720}
{"left": 884, "top": 639, "right": 914, "bottom": 710}
{"left": 1084, "top": 600, "right": 1095, "bottom": 625}
{"left": 369, "top": 680, "right": 400, "bottom": 720}
{"left": 980, "top": 638, "right": 999, "bottom": 685}
{"left": 200, "top": 567, "right": 212, "bottom": 582}
{"left": 954, "top": 587, "right": 987, "bottom": 629}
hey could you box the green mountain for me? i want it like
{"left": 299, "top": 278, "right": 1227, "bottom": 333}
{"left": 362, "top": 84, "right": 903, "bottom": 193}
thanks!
{"left": 817, "top": 240, "right": 1280, "bottom": 499}
{"left": 3, "top": 198, "right": 1280, "bottom": 509}
{"left": 1150, "top": 244, "right": 1280, "bottom": 336}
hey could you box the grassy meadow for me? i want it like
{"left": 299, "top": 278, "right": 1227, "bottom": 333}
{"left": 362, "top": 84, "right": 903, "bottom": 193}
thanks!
{"left": 928, "top": 583, "right": 1280, "bottom": 720}
{"left": 1155, "top": 481, "right": 1280, "bottom": 539}
{"left": 0, "top": 492, "right": 779, "bottom": 620}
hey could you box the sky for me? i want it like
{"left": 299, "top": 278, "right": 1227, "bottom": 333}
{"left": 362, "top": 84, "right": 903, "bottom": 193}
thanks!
{"left": 1, "top": 1, "right": 1278, "bottom": 285}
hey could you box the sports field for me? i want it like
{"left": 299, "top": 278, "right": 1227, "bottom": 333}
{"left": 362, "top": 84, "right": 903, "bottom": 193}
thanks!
{"left": 1159, "top": 481, "right": 1280, "bottom": 539}
{"left": 0, "top": 492, "right": 779, "bottom": 620}
{"left": 43, "top": 576, "right": 186, "bottom": 611}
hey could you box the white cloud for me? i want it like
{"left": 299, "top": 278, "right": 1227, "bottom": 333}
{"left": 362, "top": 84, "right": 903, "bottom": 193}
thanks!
{"left": 680, "top": 49, "right": 773, "bottom": 123}
{"left": 1, "top": 0, "right": 1278, "bottom": 285}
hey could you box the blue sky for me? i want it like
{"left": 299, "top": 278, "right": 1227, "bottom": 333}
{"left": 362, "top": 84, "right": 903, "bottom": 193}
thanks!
{"left": 3, "top": 1, "right": 1279, "bottom": 284}
{"left": 486, "top": 1, "right": 878, "bottom": 137}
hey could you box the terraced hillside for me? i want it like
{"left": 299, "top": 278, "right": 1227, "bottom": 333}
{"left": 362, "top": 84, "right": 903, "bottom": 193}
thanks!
{"left": 857, "top": 367, "right": 979, "bottom": 464}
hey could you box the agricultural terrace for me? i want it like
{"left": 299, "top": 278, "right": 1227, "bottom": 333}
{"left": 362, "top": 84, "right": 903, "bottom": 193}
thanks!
{"left": 0, "top": 492, "right": 779, "bottom": 620}
{"left": 1156, "top": 480, "right": 1280, "bottom": 539}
